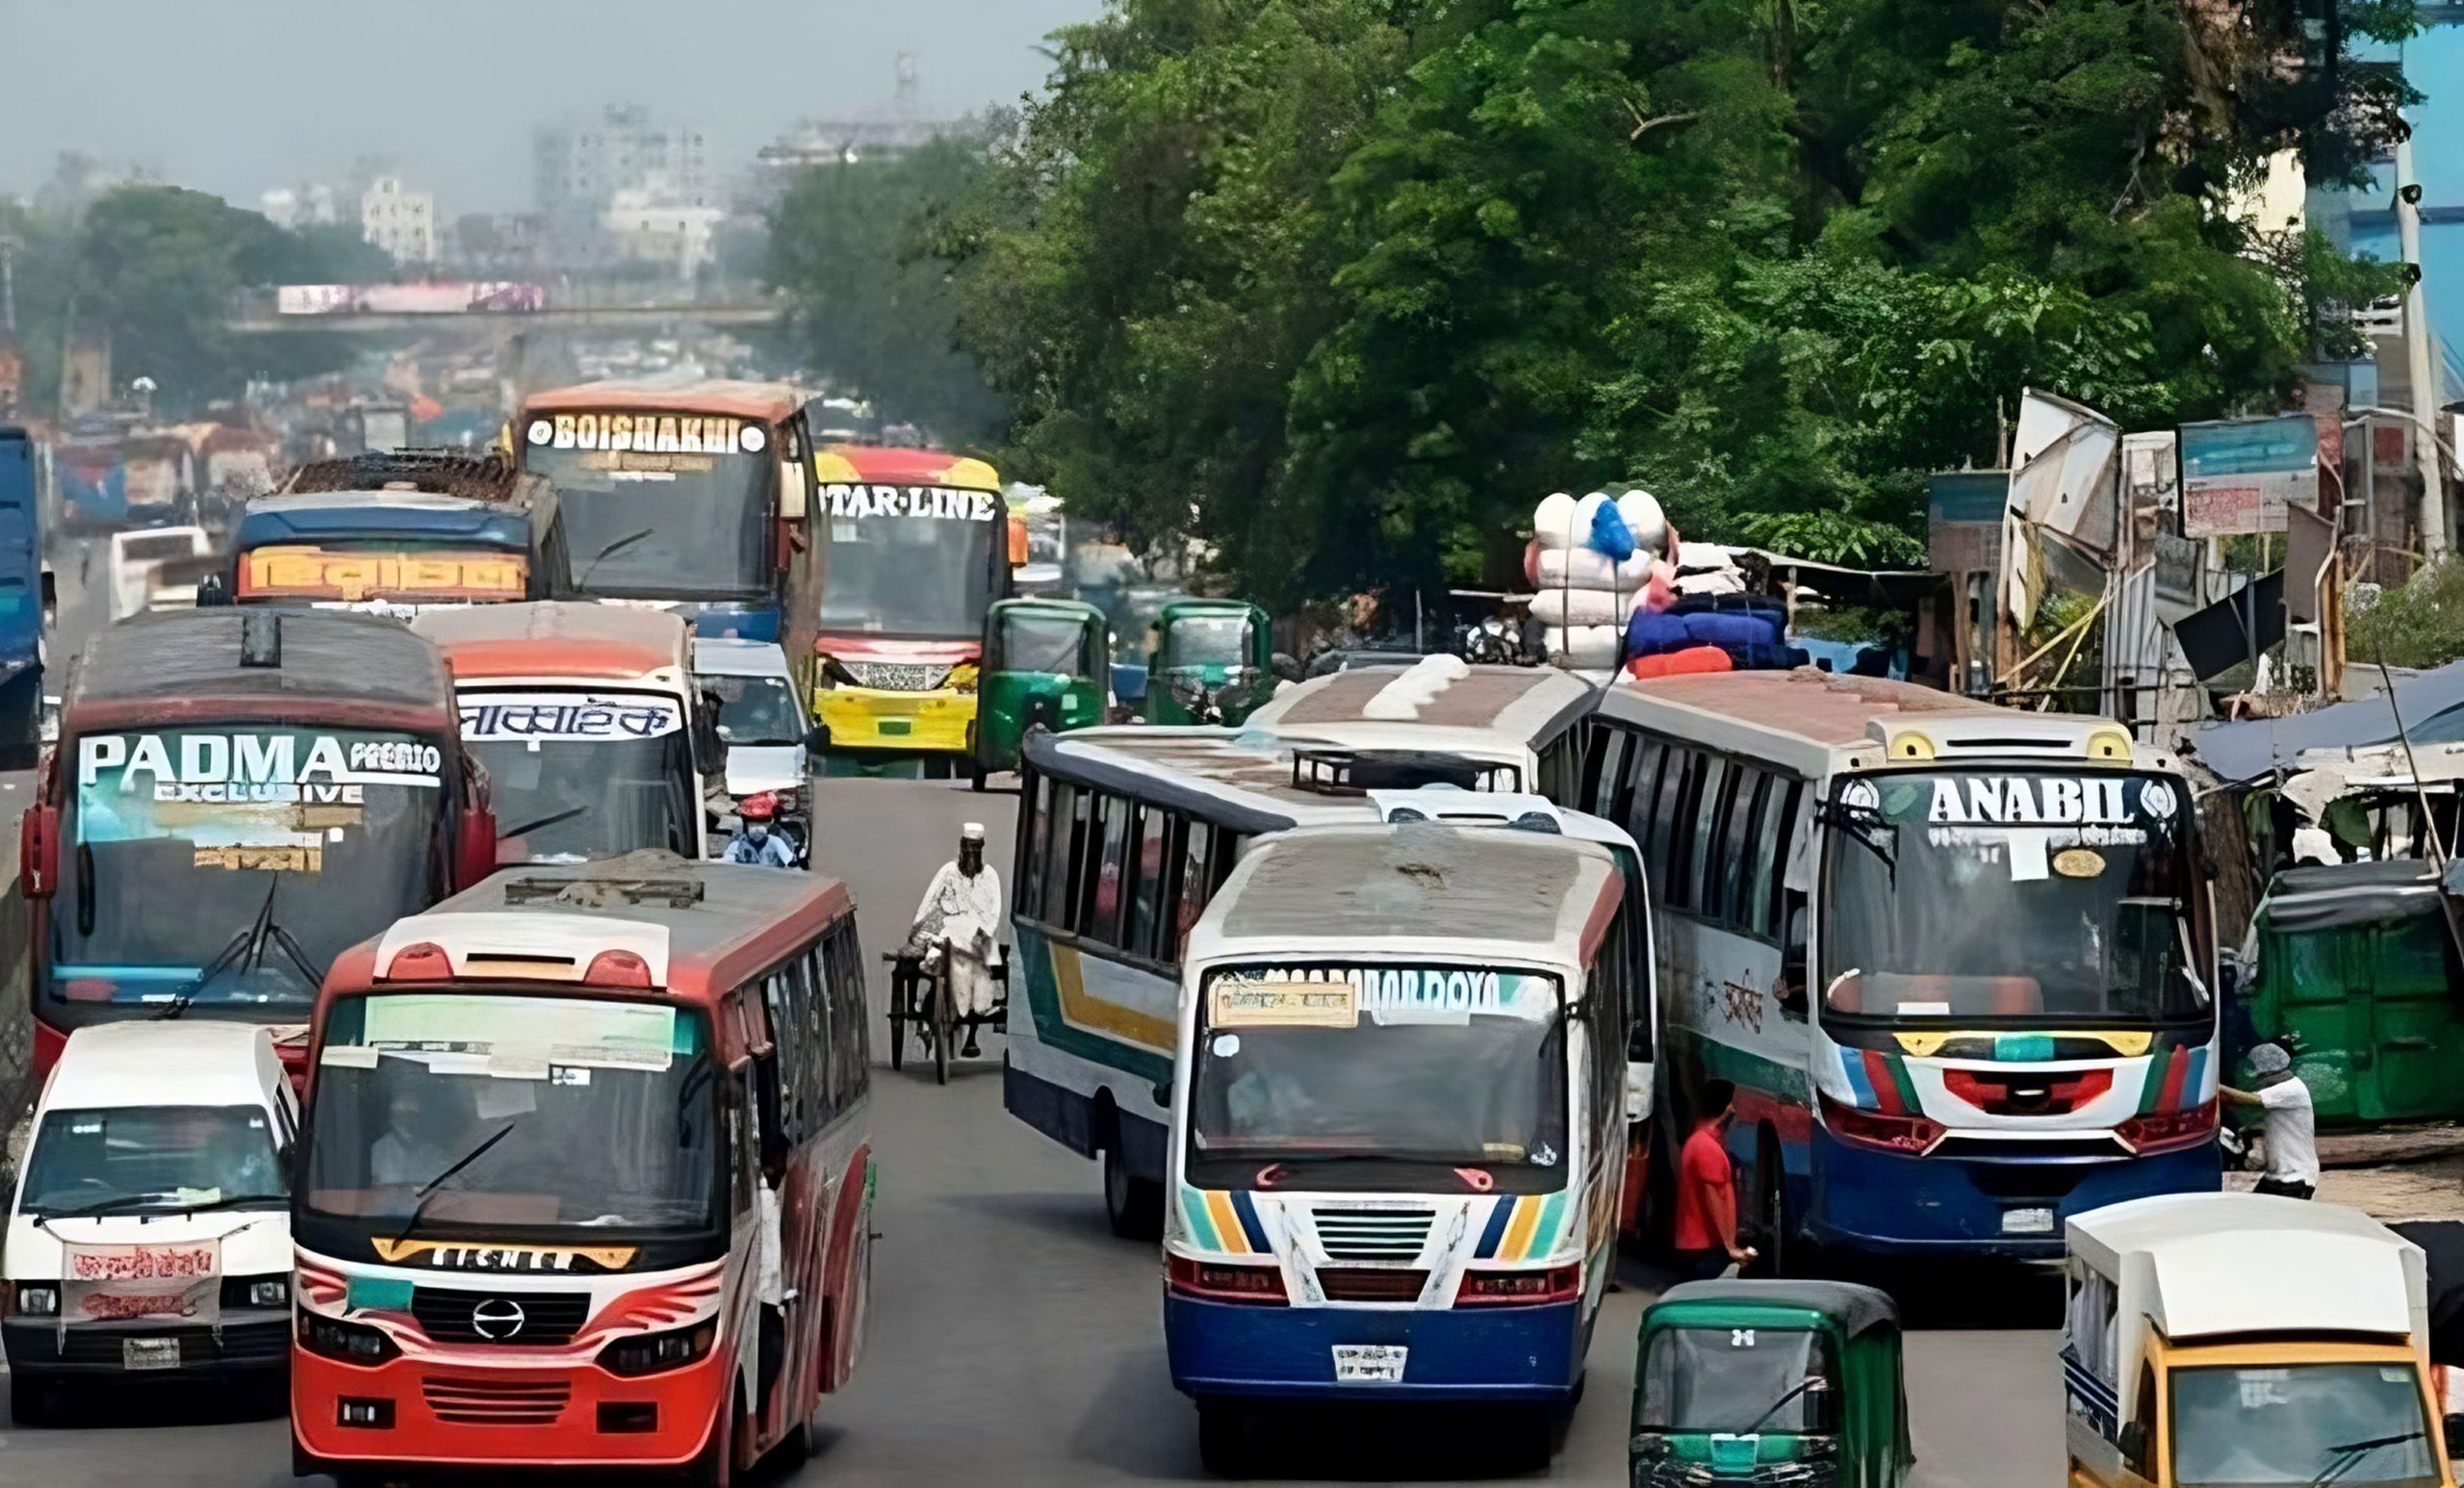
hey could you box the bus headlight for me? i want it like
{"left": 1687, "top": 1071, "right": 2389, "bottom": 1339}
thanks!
{"left": 1816, "top": 1091, "right": 1947, "bottom": 1156}
{"left": 14, "top": 1284, "right": 58, "bottom": 1316}
{"left": 2116, "top": 1098, "right": 2217, "bottom": 1155}
{"left": 598, "top": 1321, "right": 718, "bottom": 1377}
{"left": 298, "top": 1311, "right": 399, "bottom": 1364}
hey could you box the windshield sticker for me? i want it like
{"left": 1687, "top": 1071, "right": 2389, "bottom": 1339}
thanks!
{"left": 240, "top": 547, "right": 528, "bottom": 603}
{"left": 2008, "top": 830, "right": 2050, "bottom": 882}
{"left": 1210, "top": 978, "right": 1359, "bottom": 1029}
{"left": 460, "top": 694, "right": 684, "bottom": 743}
{"left": 320, "top": 1043, "right": 379, "bottom": 1068}
{"left": 820, "top": 482, "right": 1002, "bottom": 522}
{"left": 358, "top": 995, "right": 678, "bottom": 1070}
{"left": 526, "top": 411, "right": 757, "bottom": 455}
{"left": 2054, "top": 848, "right": 2107, "bottom": 878}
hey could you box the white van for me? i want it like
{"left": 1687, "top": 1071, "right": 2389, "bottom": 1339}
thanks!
{"left": 107, "top": 525, "right": 215, "bottom": 623}
{"left": 2, "top": 1022, "right": 297, "bottom": 1424}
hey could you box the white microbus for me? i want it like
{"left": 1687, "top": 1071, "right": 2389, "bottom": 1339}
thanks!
{"left": 1011, "top": 719, "right": 1652, "bottom": 1240}
{"left": 1163, "top": 822, "right": 1636, "bottom": 1472}
{"left": 1584, "top": 670, "right": 2219, "bottom": 1267}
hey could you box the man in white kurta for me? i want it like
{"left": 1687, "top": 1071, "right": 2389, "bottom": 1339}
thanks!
{"left": 910, "top": 822, "right": 1004, "bottom": 1057}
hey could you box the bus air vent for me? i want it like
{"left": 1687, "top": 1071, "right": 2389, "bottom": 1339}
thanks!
{"left": 1312, "top": 1207, "right": 1436, "bottom": 1260}
{"left": 503, "top": 876, "right": 706, "bottom": 909}
{"left": 1291, "top": 749, "right": 1518, "bottom": 797}
{"left": 239, "top": 610, "right": 282, "bottom": 668}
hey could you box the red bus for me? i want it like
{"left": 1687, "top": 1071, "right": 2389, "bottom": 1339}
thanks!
{"left": 16, "top": 608, "right": 495, "bottom": 1081}
{"left": 289, "top": 850, "right": 876, "bottom": 1484}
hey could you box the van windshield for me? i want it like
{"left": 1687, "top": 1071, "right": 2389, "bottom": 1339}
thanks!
{"left": 21, "top": 1105, "right": 285, "bottom": 1218}
{"left": 2169, "top": 1363, "right": 2437, "bottom": 1487}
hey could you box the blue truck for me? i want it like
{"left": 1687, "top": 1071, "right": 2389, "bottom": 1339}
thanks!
{"left": 0, "top": 427, "right": 54, "bottom": 769}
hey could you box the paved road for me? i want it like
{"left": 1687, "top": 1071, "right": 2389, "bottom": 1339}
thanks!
{"left": 0, "top": 760, "right": 2066, "bottom": 1482}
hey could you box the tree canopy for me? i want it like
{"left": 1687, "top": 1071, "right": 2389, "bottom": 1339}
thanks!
{"left": 846, "top": 0, "right": 2414, "bottom": 603}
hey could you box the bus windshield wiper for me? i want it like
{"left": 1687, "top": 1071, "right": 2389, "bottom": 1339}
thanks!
{"left": 1817, "top": 799, "right": 1898, "bottom": 885}
{"left": 501, "top": 804, "right": 591, "bottom": 841}
{"left": 2309, "top": 1431, "right": 2425, "bottom": 1486}
{"left": 390, "top": 1119, "right": 521, "bottom": 1249}
{"left": 578, "top": 528, "right": 655, "bottom": 590}
{"left": 160, "top": 877, "right": 284, "bottom": 1019}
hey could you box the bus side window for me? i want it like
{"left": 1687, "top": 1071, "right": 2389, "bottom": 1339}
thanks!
{"left": 1627, "top": 737, "right": 1667, "bottom": 859}
{"left": 1019, "top": 771, "right": 1048, "bottom": 912}
{"left": 1585, "top": 727, "right": 1625, "bottom": 820}
{"left": 759, "top": 969, "right": 798, "bottom": 1149}
{"left": 1086, "top": 793, "right": 1130, "bottom": 947}
{"left": 1720, "top": 771, "right": 1765, "bottom": 930}
{"left": 728, "top": 1072, "right": 757, "bottom": 1217}
{"left": 1778, "top": 895, "right": 1810, "bottom": 1013}
{"left": 1745, "top": 778, "right": 1792, "bottom": 938}
{"left": 1538, "top": 732, "right": 1577, "bottom": 805}
{"left": 1683, "top": 757, "right": 1728, "bottom": 913}
{"left": 1130, "top": 803, "right": 1169, "bottom": 961}
{"left": 1042, "top": 782, "right": 1083, "bottom": 930}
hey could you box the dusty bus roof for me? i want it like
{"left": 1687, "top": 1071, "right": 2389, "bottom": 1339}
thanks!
{"left": 521, "top": 377, "right": 804, "bottom": 424}
{"left": 333, "top": 850, "right": 854, "bottom": 1006}
{"left": 64, "top": 608, "right": 455, "bottom": 734}
{"left": 235, "top": 492, "right": 532, "bottom": 550}
{"left": 412, "top": 601, "right": 688, "bottom": 683}
{"left": 1027, "top": 726, "right": 1522, "bottom": 835}
{"left": 1603, "top": 668, "right": 2170, "bottom": 773}
{"left": 1188, "top": 822, "right": 1620, "bottom": 962}
{"left": 1245, "top": 658, "right": 1596, "bottom": 746}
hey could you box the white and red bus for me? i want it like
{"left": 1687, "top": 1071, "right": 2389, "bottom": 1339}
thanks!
{"left": 289, "top": 851, "right": 875, "bottom": 1484}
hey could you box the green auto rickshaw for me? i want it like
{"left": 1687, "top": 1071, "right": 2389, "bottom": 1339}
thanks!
{"left": 1142, "top": 598, "right": 1274, "bottom": 727}
{"left": 1632, "top": 1280, "right": 1912, "bottom": 1488}
{"left": 972, "top": 597, "right": 1110, "bottom": 788}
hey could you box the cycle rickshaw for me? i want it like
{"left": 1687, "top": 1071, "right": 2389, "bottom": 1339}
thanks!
{"left": 884, "top": 938, "right": 1010, "bottom": 1085}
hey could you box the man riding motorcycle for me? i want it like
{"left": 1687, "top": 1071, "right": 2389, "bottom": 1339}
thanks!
{"left": 724, "top": 791, "right": 799, "bottom": 868}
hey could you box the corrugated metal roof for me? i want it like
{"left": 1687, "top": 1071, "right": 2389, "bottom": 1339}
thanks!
{"left": 1205, "top": 823, "right": 1617, "bottom": 952}
{"left": 416, "top": 849, "right": 852, "bottom": 968}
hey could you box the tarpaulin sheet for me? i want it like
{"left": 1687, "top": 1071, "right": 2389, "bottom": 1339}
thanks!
{"left": 2260, "top": 859, "right": 2448, "bottom": 934}
{"left": 2189, "top": 659, "right": 2464, "bottom": 783}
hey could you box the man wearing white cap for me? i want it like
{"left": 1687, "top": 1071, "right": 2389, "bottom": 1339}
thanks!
{"left": 2222, "top": 1042, "right": 2318, "bottom": 1200}
{"left": 910, "top": 822, "right": 1005, "bottom": 1058}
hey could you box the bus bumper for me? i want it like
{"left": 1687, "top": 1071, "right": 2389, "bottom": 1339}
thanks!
{"left": 813, "top": 689, "right": 974, "bottom": 755}
{"left": 1805, "top": 1128, "right": 2220, "bottom": 1258}
{"left": 289, "top": 1345, "right": 726, "bottom": 1471}
{"left": 1165, "top": 1296, "right": 1584, "bottom": 1403}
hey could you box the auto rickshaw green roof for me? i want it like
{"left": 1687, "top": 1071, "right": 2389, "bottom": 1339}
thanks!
{"left": 1650, "top": 1279, "right": 1900, "bottom": 1339}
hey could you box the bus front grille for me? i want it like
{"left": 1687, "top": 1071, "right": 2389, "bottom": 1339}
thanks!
{"left": 1312, "top": 1208, "right": 1435, "bottom": 1260}
{"left": 1316, "top": 1267, "right": 1429, "bottom": 1303}
{"left": 422, "top": 1374, "right": 571, "bottom": 1425}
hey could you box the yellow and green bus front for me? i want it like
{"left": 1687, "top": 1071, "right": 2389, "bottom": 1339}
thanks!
{"left": 801, "top": 447, "right": 1010, "bottom": 774}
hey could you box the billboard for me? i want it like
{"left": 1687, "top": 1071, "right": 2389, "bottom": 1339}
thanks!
{"left": 277, "top": 282, "right": 547, "bottom": 316}
{"left": 2178, "top": 415, "right": 2319, "bottom": 537}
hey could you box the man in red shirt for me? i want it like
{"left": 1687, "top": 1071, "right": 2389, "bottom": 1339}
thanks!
{"left": 1671, "top": 1079, "right": 1758, "bottom": 1280}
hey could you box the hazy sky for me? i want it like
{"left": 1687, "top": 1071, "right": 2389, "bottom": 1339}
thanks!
{"left": 0, "top": 0, "right": 1102, "bottom": 212}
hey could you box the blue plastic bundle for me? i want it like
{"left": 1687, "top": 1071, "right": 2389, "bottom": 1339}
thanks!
{"left": 1588, "top": 499, "right": 1636, "bottom": 562}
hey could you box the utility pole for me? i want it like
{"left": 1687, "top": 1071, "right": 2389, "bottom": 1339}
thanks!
{"left": 0, "top": 228, "right": 19, "bottom": 336}
{"left": 2396, "top": 132, "right": 2449, "bottom": 557}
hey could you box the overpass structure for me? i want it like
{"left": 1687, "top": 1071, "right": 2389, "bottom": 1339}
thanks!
{"left": 226, "top": 302, "right": 784, "bottom": 334}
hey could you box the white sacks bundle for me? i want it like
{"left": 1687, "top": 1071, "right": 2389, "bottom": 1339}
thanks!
{"left": 1525, "top": 487, "right": 1671, "bottom": 672}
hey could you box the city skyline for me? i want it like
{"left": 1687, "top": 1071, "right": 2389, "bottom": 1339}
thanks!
{"left": 0, "top": 0, "right": 1098, "bottom": 213}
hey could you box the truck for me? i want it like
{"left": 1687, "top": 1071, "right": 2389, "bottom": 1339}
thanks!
{"left": 0, "top": 427, "right": 53, "bottom": 769}
{"left": 2063, "top": 1192, "right": 2452, "bottom": 1488}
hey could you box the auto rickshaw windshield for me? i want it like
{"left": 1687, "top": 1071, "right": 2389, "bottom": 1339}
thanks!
{"left": 1001, "top": 611, "right": 1096, "bottom": 677}
{"left": 1640, "top": 1326, "right": 1835, "bottom": 1435}
{"left": 1168, "top": 614, "right": 1252, "bottom": 669}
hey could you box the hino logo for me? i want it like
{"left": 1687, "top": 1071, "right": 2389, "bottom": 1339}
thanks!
{"left": 470, "top": 1298, "right": 526, "bottom": 1341}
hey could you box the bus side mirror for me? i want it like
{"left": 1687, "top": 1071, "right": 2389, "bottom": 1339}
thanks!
{"left": 19, "top": 803, "right": 58, "bottom": 898}
{"left": 455, "top": 803, "right": 498, "bottom": 890}
{"left": 804, "top": 725, "right": 828, "bottom": 754}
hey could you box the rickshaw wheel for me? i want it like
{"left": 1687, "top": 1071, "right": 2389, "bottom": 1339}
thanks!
{"left": 886, "top": 962, "right": 910, "bottom": 1072}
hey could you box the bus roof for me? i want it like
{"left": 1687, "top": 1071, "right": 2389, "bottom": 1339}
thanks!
{"left": 1187, "top": 822, "right": 1621, "bottom": 966}
{"left": 1601, "top": 668, "right": 2174, "bottom": 775}
{"left": 336, "top": 850, "right": 852, "bottom": 1005}
{"left": 1246, "top": 658, "right": 1595, "bottom": 745}
{"left": 64, "top": 608, "right": 455, "bottom": 734}
{"left": 522, "top": 377, "right": 804, "bottom": 424}
{"left": 1030, "top": 726, "right": 1485, "bottom": 835}
{"left": 813, "top": 445, "right": 1000, "bottom": 491}
{"left": 235, "top": 492, "right": 531, "bottom": 551}
{"left": 411, "top": 601, "right": 688, "bottom": 683}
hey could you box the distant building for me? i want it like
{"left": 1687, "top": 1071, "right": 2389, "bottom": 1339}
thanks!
{"left": 603, "top": 189, "right": 722, "bottom": 281}
{"left": 748, "top": 53, "right": 966, "bottom": 202}
{"left": 535, "top": 105, "right": 710, "bottom": 228}
{"left": 447, "top": 212, "right": 550, "bottom": 274}
{"left": 360, "top": 177, "right": 436, "bottom": 265}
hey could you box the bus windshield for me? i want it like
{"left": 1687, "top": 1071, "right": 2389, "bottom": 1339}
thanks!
{"left": 54, "top": 727, "right": 448, "bottom": 1013}
{"left": 459, "top": 690, "right": 697, "bottom": 862}
{"left": 1186, "top": 963, "right": 1567, "bottom": 1193}
{"left": 528, "top": 441, "right": 771, "bottom": 601}
{"left": 303, "top": 993, "right": 721, "bottom": 1237}
{"left": 1820, "top": 769, "right": 2208, "bottom": 1026}
{"left": 813, "top": 496, "right": 1000, "bottom": 639}
{"left": 2169, "top": 1363, "right": 2437, "bottom": 1487}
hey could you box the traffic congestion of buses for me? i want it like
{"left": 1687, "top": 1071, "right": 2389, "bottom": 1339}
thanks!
{"left": 0, "top": 382, "right": 2455, "bottom": 1488}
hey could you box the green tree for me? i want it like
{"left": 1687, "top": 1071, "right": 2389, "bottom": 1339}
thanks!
{"left": 767, "top": 134, "right": 1008, "bottom": 447}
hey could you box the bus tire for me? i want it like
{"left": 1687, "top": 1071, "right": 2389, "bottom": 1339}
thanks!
{"left": 1103, "top": 1139, "right": 1164, "bottom": 1242}
{"left": 1755, "top": 1127, "right": 1791, "bottom": 1278}
{"left": 9, "top": 1374, "right": 55, "bottom": 1427}
{"left": 1195, "top": 1398, "right": 1254, "bottom": 1476}
{"left": 684, "top": 1384, "right": 737, "bottom": 1488}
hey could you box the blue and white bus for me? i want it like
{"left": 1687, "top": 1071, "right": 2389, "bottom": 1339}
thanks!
{"left": 1008, "top": 663, "right": 1636, "bottom": 1239}
{"left": 1585, "top": 669, "right": 2220, "bottom": 1263}
{"left": 1163, "top": 821, "right": 1636, "bottom": 1471}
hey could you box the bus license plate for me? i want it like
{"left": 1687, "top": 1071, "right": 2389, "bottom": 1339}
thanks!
{"left": 122, "top": 1337, "right": 181, "bottom": 1371}
{"left": 1333, "top": 1345, "right": 1406, "bottom": 1383}
{"left": 2002, "top": 1207, "right": 2055, "bottom": 1235}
